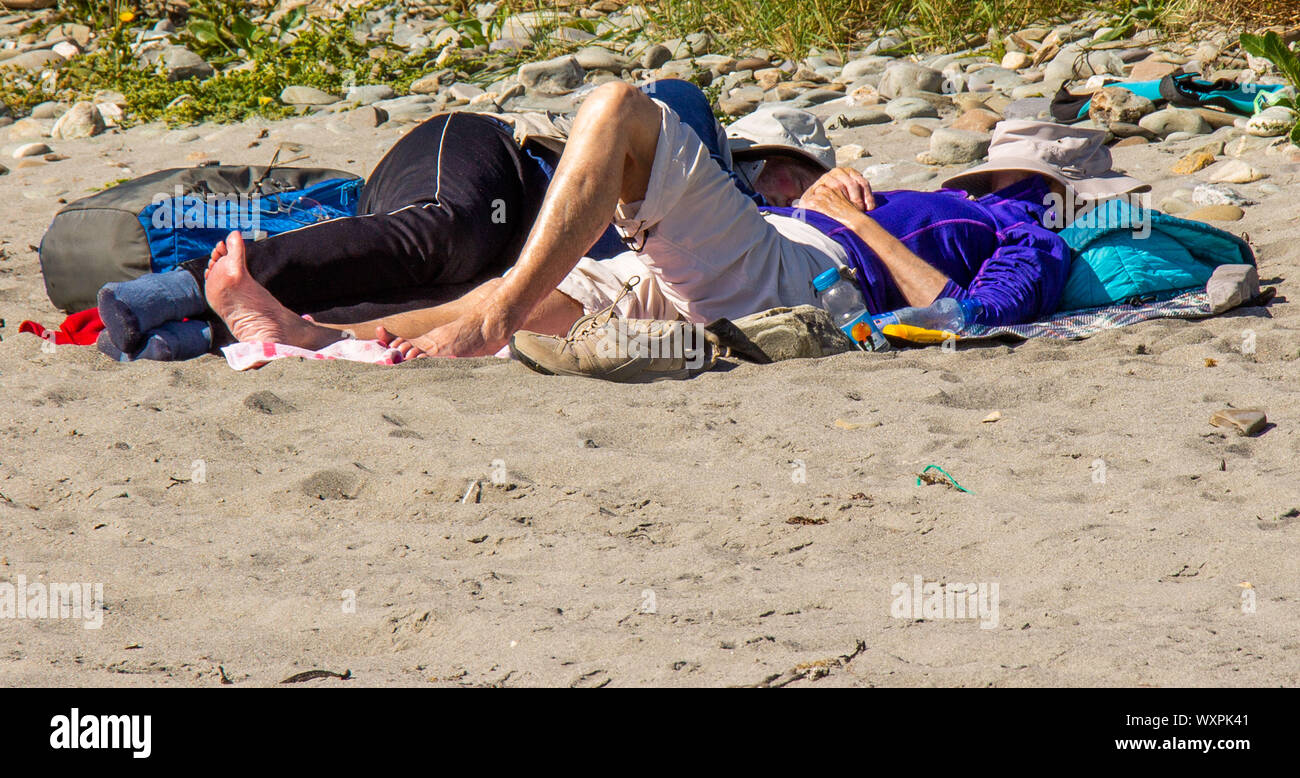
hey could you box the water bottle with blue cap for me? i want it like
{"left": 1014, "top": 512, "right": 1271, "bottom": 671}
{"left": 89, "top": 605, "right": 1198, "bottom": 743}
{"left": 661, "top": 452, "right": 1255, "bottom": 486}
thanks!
{"left": 871, "top": 297, "right": 984, "bottom": 333}
{"left": 813, "top": 267, "right": 890, "bottom": 352}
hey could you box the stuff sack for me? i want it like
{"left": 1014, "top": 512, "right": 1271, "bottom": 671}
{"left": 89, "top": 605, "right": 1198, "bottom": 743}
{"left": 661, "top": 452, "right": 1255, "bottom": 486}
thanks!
{"left": 1059, "top": 198, "right": 1255, "bottom": 310}
{"left": 38, "top": 165, "right": 363, "bottom": 312}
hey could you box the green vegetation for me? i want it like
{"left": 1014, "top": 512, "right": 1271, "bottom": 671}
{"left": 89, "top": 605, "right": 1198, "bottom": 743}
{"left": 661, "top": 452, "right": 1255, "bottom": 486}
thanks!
{"left": 647, "top": 0, "right": 1300, "bottom": 52}
{"left": 1239, "top": 30, "right": 1300, "bottom": 144}
{"left": 0, "top": 1, "right": 649, "bottom": 126}
{"left": 5, "top": 2, "right": 437, "bottom": 124}
{"left": 647, "top": 0, "right": 1088, "bottom": 55}
{"left": 1095, "top": 0, "right": 1178, "bottom": 42}
{"left": 0, "top": 1, "right": 1290, "bottom": 127}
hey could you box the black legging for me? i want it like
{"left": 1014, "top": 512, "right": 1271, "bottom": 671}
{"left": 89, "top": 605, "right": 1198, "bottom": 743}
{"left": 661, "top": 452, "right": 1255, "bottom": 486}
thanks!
{"left": 183, "top": 112, "right": 549, "bottom": 317}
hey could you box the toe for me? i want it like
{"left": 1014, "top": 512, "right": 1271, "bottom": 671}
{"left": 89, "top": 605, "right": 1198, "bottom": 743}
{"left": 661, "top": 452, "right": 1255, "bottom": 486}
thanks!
{"left": 393, "top": 338, "right": 423, "bottom": 359}
{"left": 226, "top": 231, "right": 246, "bottom": 265}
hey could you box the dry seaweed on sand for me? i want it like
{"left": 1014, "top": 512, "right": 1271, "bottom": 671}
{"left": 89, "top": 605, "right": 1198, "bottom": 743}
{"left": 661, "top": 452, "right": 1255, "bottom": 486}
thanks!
{"left": 280, "top": 669, "right": 353, "bottom": 684}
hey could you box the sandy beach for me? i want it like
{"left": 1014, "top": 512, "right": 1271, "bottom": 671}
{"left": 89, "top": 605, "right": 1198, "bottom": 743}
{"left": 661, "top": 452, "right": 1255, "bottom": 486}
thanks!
{"left": 4, "top": 13, "right": 1300, "bottom": 687}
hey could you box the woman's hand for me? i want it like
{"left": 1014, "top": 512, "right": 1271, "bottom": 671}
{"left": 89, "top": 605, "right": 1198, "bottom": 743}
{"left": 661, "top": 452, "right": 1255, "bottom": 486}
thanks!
{"left": 801, "top": 167, "right": 876, "bottom": 212}
{"left": 801, "top": 179, "right": 952, "bottom": 308}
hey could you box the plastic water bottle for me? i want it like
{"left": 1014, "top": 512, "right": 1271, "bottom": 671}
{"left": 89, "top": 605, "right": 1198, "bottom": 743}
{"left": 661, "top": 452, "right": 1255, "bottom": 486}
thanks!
{"left": 813, "top": 268, "right": 890, "bottom": 352}
{"left": 872, "top": 297, "right": 984, "bottom": 333}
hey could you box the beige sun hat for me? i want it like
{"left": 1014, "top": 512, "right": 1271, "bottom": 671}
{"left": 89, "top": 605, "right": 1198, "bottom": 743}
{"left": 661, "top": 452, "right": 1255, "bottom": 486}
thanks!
{"left": 942, "top": 119, "right": 1149, "bottom": 199}
{"left": 726, "top": 106, "right": 836, "bottom": 172}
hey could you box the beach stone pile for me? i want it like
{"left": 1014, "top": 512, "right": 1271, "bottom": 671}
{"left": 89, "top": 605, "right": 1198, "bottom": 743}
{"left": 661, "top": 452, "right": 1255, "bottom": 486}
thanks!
{"left": 0, "top": 1, "right": 1297, "bottom": 216}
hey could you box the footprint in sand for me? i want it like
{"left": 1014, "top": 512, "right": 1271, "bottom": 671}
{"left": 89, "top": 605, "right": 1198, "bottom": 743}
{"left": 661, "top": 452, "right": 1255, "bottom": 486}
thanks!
{"left": 243, "top": 390, "right": 297, "bottom": 414}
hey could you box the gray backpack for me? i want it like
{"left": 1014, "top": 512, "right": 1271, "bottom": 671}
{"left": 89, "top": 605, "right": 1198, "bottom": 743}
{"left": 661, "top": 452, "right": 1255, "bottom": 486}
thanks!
{"left": 39, "top": 164, "right": 363, "bottom": 311}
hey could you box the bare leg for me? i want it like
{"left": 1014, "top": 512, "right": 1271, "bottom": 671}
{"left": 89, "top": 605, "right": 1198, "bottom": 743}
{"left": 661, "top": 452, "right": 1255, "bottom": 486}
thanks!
{"left": 312, "top": 276, "right": 582, "bottom": 360}
{"left": 376, "top": 288, "right": 582, "bottom": 360}
{"left": 395, "top": 81, "right": 665, "bottom": 357}
{"left": 207, "top": 82, "right": 661, "bottom": 356}
{"left": 205, "top": 231, "right": 581, "bottom": 355}
{"left": 322, "top": 279, "right": 509, "bottom": 340}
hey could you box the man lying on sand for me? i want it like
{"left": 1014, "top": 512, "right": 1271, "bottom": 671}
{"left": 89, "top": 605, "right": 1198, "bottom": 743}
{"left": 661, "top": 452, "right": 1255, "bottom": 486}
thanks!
{"left": 98, "top": 79, "right": 794, "bottom": 361}
{"left": 204, "top": 83, "right": 1140, "bottom": 376}
{"left": 160, "top": 80, "right": 766, "bottom": 321}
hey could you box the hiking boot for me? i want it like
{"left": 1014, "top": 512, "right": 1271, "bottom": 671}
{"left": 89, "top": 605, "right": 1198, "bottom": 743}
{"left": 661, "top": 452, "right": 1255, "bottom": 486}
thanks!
{"left": 509, "top": 279, "right": 718, "bottom": 382}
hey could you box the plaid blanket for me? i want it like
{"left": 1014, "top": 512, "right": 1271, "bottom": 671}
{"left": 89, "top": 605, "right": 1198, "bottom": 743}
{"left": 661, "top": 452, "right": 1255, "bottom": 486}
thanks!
{"left": 957, "top": 290, "right": 1213, "bottom": 341}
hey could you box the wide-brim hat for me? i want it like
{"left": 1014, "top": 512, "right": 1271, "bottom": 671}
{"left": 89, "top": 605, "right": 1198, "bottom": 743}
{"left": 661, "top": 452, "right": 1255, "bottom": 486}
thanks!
{"left": 942, "top": 119, "right": 1149, "bottom": 199}
{"left": 726, "top": 106, "right": 836, "bottom": 172}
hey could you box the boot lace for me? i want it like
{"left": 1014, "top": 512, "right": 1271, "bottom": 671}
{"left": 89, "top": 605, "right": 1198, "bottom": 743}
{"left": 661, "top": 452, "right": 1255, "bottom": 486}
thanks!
{"left": 563, "top": 276, "right": 640, "bottom": 349}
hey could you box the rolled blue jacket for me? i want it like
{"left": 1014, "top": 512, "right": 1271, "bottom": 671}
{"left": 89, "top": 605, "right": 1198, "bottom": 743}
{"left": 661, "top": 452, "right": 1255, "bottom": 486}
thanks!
{"left": 765, "top": 176, "right": 1072, "bottom": 326}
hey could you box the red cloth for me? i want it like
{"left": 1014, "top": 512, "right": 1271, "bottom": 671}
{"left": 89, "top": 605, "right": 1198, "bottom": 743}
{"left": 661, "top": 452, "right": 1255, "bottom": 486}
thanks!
{"left": 18, "top": 307, "right": 104, "bottom": 346}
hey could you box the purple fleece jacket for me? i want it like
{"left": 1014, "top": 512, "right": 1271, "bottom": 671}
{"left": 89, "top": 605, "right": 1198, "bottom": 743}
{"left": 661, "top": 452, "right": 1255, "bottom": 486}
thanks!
{"left": 764, "top": 176, "right": 1072, "bottom": 326}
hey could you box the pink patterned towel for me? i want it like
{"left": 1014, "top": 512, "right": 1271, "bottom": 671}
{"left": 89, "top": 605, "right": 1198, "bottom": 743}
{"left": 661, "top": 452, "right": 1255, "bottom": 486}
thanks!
{"left": 221, "top": 339, "right": 404, "bottom": 371}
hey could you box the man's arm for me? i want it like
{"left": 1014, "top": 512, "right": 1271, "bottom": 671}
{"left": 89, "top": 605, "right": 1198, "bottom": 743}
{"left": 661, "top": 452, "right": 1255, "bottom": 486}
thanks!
{"left": 798, "top": 184, "right": 948, "bottom": 306}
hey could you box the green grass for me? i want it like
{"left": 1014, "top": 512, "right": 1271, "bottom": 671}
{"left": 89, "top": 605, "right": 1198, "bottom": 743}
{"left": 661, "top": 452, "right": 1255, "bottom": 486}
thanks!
{"left": 637, "top": 0, "right": 1211, "bottom": 58}
{"left": 647, "top": 0, "right": 1070, "bottom": 56}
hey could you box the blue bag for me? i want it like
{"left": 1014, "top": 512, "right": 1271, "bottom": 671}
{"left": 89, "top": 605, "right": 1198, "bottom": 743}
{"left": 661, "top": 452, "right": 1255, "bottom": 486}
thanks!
{"left": 40, "top": 164, "right": 364, "bottom": 311}
{"left": 140, "top": 174, "right": 363, "bottom": 273}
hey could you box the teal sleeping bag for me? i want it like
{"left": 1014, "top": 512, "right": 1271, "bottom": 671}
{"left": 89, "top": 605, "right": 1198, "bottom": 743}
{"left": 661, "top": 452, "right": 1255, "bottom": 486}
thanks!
{"left": 1058, "top": 198, "right": 1255, "bottom": 310}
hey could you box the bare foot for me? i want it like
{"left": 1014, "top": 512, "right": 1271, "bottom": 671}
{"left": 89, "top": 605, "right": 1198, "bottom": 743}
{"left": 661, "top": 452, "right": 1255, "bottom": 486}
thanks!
{"left": 204, "top": 239, "right": 228, "bottom": 283}
{"left": 375, "top": 311, "right": 510, "bottom": 358}
{"left": 376, "top": 327, "right": 427, "bottom": 361}
{"left": 205, "top": 231, "right": 341, "bottom": 349}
